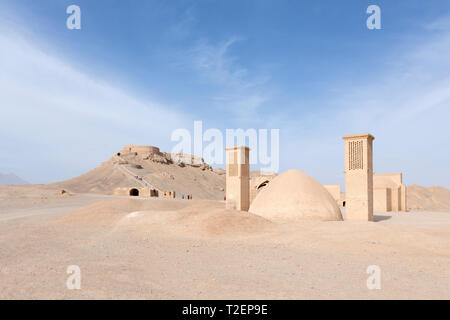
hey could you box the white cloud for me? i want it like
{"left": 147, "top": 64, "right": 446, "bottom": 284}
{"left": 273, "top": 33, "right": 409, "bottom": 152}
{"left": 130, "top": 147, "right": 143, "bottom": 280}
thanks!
{"left": 168, "top": 6, "right": 196, "bottom": 39}
{"left": 425, "top": 14, "right": 450, "bottom": 31}
{"left": 184, "top": 37, "right": 271, "bottom": 120}
{"left": 0, "top": 28, "right": 190, "bottom": 183}
{"left": 1, "top": 9, "right": 449, "bottom": 189}
{"left": 189, "top": 37, "right": 250, "bottom": 88}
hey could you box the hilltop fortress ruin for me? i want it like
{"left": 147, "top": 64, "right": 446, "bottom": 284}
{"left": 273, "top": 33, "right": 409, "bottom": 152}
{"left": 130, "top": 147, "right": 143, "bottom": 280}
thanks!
{"left": 51, "top": 144, "right": 224, "bottom": 200}
{"left": 112, "top": 145, "right": 217, "bottom": 198}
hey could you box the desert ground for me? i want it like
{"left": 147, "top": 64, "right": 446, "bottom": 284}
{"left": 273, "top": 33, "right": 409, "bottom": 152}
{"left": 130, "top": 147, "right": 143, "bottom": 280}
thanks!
{"left": 0, "top": 183, "right": 449, "bottom": 300}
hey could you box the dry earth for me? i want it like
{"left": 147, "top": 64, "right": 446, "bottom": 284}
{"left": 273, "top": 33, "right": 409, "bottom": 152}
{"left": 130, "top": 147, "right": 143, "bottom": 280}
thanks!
{"left": 0, "top": 185, "right": 449, "bottom": 299}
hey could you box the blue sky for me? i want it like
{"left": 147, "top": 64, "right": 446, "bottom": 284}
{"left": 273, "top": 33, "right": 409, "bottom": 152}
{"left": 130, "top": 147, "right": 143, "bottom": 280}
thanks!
{"left": 0, "top": 0, "right": 449, "bottom": 187}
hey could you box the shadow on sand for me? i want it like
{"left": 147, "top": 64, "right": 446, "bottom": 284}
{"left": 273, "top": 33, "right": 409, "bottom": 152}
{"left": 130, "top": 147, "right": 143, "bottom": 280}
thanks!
{"left": 373, "top": 214, "right": 392, "bottom": 222}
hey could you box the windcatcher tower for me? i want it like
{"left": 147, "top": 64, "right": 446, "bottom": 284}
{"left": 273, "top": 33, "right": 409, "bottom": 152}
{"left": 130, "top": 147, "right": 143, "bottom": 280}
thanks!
{"left": 226, "top": 146, "right": 250, "bottom": 211}
{"left": 343, "top": 134, "right": 375, "bottom": 221}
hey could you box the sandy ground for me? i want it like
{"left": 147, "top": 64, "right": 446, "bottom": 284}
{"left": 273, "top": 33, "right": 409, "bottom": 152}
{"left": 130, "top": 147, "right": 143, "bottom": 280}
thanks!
{"left": 0, "top": 185, "right": 449, "bottom": 299}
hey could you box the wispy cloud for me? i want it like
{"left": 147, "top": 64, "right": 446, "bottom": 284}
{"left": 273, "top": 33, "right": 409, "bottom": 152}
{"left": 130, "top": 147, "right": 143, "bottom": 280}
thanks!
{"left": 183, "top": 37, "right": 271, "bottom": 120}
{"left": 189, "top": 37, "right": 249, "bottom": 87}
{"left": 0, "top": 27, "right": 190, "bottom": 183}
{"left": 168, "top": 6, "right": 196, "bottom": 39}
{"left": 278, "top": 17, "right": 450, "bottom": 188}
{"left": 425, "top": 13, "right": 450, "bottom": 31}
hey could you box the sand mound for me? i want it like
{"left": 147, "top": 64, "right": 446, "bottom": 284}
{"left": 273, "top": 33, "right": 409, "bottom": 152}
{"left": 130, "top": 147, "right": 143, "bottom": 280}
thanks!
{"left": 59, "top": 198, "right": 187, "bottom": 225}
{"left": 408, "top": 185, "right": 450, "bottom": 212}
{"left": 167, "top": 203, "right": 274, "bottom": 237}
{"left": 249, "top": 169, "right": 343, "bottom": 222}
{"left": 59, "top": 198, "right": 273, "bottom": 238}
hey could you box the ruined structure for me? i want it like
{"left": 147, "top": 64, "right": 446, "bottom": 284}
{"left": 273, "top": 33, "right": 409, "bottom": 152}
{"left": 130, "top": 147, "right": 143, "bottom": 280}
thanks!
{"left": 170, "top": 153, "right": 206, "bottom": 167}
{"left": 225, "top": 146, "right": 250, "bottom": 211}
{"left": 117, "top": 145, "right": 211, "bottom": 170}
{"left": 343, "top": 134, "right": 375, "bottom": 221}
{"left": 113, "top": 187, "right": 159, "bottom": 197}
{"left": 162, "top": 191, "right": 176, "bottom": 199}
{"left": 119, "top": 145, "right": 161, "bottom": 156}
{"left": 373, "top": 173, "right": 407, "bottom": 212}
{"left": 113, "top": 186, "right": 175, "bottom": 199}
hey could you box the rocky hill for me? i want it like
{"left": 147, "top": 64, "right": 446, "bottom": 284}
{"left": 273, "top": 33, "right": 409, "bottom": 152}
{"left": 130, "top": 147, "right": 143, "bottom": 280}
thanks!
{"left": 50, "top": 146, "right": 226, "bottom": 200}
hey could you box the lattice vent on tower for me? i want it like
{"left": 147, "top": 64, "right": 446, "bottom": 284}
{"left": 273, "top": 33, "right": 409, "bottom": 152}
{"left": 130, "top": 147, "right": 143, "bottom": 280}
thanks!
{"left": 349, "top": 140, "right": 363, "bottom": 170}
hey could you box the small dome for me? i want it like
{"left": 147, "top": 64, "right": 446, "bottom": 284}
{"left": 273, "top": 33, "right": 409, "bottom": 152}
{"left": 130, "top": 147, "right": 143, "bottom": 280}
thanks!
{"left": 249, "top": 169, "right": 343, "bottom": 222}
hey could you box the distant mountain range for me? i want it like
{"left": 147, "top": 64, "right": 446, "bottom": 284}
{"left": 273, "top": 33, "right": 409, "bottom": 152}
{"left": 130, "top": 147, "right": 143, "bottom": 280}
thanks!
{"left": 0, "top": 173, "right": 29, "bottom": 185}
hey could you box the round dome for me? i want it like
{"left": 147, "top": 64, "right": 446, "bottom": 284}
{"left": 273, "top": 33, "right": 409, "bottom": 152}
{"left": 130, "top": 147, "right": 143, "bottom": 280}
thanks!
{"left": 249, "top": 169, "right": 343, "bottom": 222}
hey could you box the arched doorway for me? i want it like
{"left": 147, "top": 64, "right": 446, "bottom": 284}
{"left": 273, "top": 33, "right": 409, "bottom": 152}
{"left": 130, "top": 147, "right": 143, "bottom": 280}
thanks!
{"left": 129, "top": 188, "right": 139, "bottom": 196}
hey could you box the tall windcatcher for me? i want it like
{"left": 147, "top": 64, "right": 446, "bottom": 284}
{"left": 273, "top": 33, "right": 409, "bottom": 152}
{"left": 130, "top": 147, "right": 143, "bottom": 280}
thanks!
{"left": 343, "top": 134, "right": 375, "bottom": 221}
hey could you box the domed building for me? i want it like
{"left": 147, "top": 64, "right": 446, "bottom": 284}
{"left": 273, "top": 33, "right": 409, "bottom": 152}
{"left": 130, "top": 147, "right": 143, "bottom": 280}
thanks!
{"left": 249, "top": 169, "right": 343, "bottom": 222}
